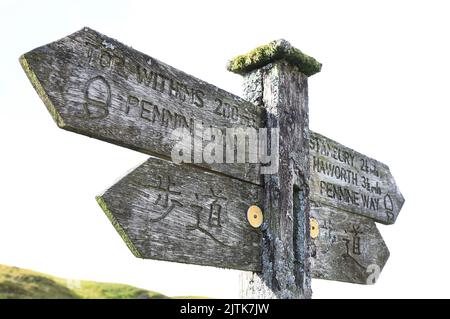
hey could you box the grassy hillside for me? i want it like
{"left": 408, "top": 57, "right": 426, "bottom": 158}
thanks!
{"left": 0, "top": 264, "right": 168, "bottom": 299}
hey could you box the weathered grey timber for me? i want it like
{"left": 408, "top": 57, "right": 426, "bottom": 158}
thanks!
{"left": 20, "top": 27, "right": 263, "bottom": 185}
{"left": 309, "top": 132, "right": 404, "bottom": 224}
{"left": 97, "top": 156, "right": 262, "bottom": 271}
{"left": 229, "top": 39, "right": 320, "bottom": 299}
{"left": 310, "top": 203, "right": 390, "bottom": 284}
{"left": 21, "top": 27, "right": 405, "bottom": 298}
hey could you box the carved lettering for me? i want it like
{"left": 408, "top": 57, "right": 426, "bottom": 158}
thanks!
{"left": 80, "top": 76, "right": 111, "bottom": 120}
{"left": 309, "top": 135, "right": 355, "bottom": 167}
{"left": 309, "top": 132, "right": 403, "bottom": 223}
{"left": 85, "top": 45, "right": 126, "bottom": 78}
{"left": 137, "top": 175, "right": 182, "bottom": 222}
{"left": 214, "top": 98, "right": 239, "bottom": 121}
{"left": 125, "top": 95, "right": 139, "bottom": 114}
{"left": 193, "top": 90, "right": 204, "bottom": 108}
{"left": 82, "top": 43, "right": 255, "bottom": 130}
{"left": 140, "top": 99, "right": 159, "bottom": 123}
{"left": 319, "top": 181, "right": 360, "bottom": 207}
{"left": 384, "top": 194, "right": 395, "bottom": 222}
{"left": 186, "top": 191, "right": 231, "bottom": 247}
{"left": 313, "top": 156, "right": 358, "bottom": 185}
{"left": 135, "top": 64, "right": 206, "bottom": 110}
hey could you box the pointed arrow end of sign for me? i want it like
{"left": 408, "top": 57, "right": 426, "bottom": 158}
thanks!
{"left": 374, "top": 223, "right": 390, "bottom": 267}
{"left": 19, "top": 53, "right": 66, "bottom": 129}
{"left": 392, "top": 192, "right": 405, "bottom": 225}
{"left": 95, "top": 195, "right": 143, "bottom": 259}
{"left": 387, "top": 167, "right": 406, "bottom": 225}
{"left": 365, "top": 223, "right": 390, "bottom": 285}
{"left": 311, "top": 206, "right": 391, "bottom": 285}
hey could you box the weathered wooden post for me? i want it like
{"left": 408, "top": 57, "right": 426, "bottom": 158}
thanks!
{"left": 228, "top": 40, "right": 322, "bottom": 298}
{"left": 21, "top": 28, "right": 404, "bottom": 299}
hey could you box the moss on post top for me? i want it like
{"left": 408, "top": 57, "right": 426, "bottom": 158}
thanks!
{"left": 227, "top": 39, "right": 321, "bottom": 77}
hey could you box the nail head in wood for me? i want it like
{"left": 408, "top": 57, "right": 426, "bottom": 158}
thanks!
{"left": 310, "top": 218, "right": 319, "bottom": 239}
{"left": 247, "top": 205, "right": 263, "bottom": 228}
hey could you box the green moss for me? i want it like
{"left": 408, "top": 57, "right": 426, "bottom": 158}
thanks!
{"left": 19, "top": 54, "right": 65, "bottom": 128}
{"left": 227, "top": 39, "right": 321, "bottom": 76}
{"left": 96, "top": 196, "right": 143, "bottom": 258}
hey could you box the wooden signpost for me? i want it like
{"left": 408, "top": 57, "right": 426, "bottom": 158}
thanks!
{"left": 309, "top": 132, "right": 404, "bottom": 225}
{"left": 96, "top": 156, "right": 262, "bottom": 271}
{"left": 307, "top": 131, "right": 403, "bottom": 284}
{"left": 310, "top": 204, "right": 390, "bottom": 284}
{"left": 21, "top": 27, "right": 404, "bottom": 298}
{"left": 19, "top": 27, "right": 262, "bottom": 185}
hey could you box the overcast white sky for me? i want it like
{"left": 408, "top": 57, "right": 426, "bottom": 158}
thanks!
{"left": 1, "top": 0, "right": 449, "bottom": 298}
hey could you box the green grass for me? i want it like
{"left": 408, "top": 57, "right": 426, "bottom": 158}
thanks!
{"left": 0, "top": 264, "right": 168, "bottom": 299}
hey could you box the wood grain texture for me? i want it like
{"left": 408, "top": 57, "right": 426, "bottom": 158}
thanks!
{"left": 97, "top": 156, "right": 262, "bottom": 271}
{"left": 310, "top": 202, "right": 389, "bottom": 284}
{"left": 240, "top": 61, "right": 311, "bottom": 299}
{"left": 309, "top": 131, "right": 404, "bottom": 224}
{"left": 20, "top": 27, "right": 263, "bottom": 185}
{"left": 20, "top": 27, "right": 402, "bottom": 293}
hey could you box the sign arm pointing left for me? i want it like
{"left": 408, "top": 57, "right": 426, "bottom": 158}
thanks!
{"left": 20, "top": 27, "right": 263, "bottom": 185}
{"left": 20, "top": 54, "right": 66, "bottom": 128}
{"left": 96, "top": 156, "right": 263, "bottom": 271}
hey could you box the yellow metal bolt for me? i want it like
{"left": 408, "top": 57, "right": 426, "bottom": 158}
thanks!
{"left": 310, "top": 218, "right": 319, "bottom": 239}
{"left": 247, "top": 205, "right": 263, "bottom": 228}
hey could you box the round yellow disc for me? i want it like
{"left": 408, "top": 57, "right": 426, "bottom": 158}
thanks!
{"left": 310, "top": 218, "right": 319, "bottom": 239}
{"left": 247, "top": 205, "right": 263, "bottom": 228}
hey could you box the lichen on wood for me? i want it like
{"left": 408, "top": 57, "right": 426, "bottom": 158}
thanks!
{"left": 227, "top": 39, "right": 322, "bottom": 77}
{"left": 19, "top": 54, "right": 65, "bottom": 127}
{"left": 19, "top": 27, "right": 263, "bottom": 185}
{"left": 96, "top": 157, "right": 263, "bottom": 271}
{"left": 239, "top": 61, "right": 312, "bottom": 299}
{"left": 96, "top": 196, "right": 143, "bottom": 258}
